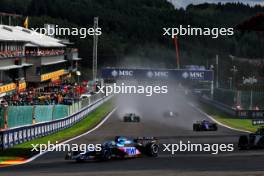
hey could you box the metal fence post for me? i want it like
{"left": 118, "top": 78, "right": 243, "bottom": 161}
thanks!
{"left": 32, "top": 105, "right": 36, "bottom": 125}
{"left": 4, "top": 106, "right": 8, "bottom": 129}
{"left": 0, "top": 131, "right": 3, "bottom": 150}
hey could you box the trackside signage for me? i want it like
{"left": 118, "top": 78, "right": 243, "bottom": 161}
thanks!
{"left": 102, "top": 68, "right": 213, "bottom": 81}
{"left": 237, "top": 110, "right": 264, "bottom": 119}
{"left": 252, "top": 119, "right": 264, "bottom": 126}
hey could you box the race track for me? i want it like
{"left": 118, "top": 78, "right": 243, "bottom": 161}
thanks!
{"left": 1, "top": 93, "right": 264, "bottom": 176}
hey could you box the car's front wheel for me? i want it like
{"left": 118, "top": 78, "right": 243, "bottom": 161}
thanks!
{"left": 238, "top": 135, "right": 249, "bottom": 150}
{"left": 257, "top": 137, "right": 264, "bottom": 148}
{"left": 193, "top": 124, "right": 199, "bottom": 131}
{"left": 146, "top": 143, "right": 159, "bottom": 157}
{"left": 76, "top": 156, "right": 85, "bottom": 163}
{"left": 213, "top": 124, "right": 218, "bottom": 131}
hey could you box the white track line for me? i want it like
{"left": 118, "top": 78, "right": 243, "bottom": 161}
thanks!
{"left": 188, "top": 102, "right": 251, "bottom": 134}
{"left": 8, "top": 107, "right": 117, "bottom": 167}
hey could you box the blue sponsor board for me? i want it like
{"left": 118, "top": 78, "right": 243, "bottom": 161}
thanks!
{"left": 102, "top": 68, "right": 213, "bottom": 81}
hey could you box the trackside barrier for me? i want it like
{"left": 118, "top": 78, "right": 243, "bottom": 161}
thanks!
{"left": 0, "top": 94, "right": 112, "bottom": 150}
{"left": 199, "top": 96, "right": 264, "bottom": 119}
{"left": 198, "top": 95, "right": 236, "bottom": 116}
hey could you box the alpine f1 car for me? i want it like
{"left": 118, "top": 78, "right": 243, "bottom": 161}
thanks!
{"left": 123, "top": 113, "right": 140, "bottom": 122}
{"left": 193, "top": 120, "right": 218, "bottom": 131}
{"left": 65, "top": 136, "right": 159, "bottom": 162}
{"left": 238, "top": 127, "right": 264, "bottom": 149}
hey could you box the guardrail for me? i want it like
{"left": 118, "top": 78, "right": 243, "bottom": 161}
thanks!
{"left": 0, "top": 94, "right": 112, "bottom": 150}
{"left": 198, "top": 95, "right": 264, "bottom": 119}
{"left": 198, "top": 95, "right": 236, "bottom": 116}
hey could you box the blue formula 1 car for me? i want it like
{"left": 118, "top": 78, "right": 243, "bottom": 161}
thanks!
{"left": 193, "top": 120, "right": 218, "bottom": 131}
{"left": 65, "top": 136, "right": 159, "bottom": 162}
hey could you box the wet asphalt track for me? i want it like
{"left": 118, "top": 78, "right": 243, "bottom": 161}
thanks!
{"left": 1, "top": 94, "right": 264, "bottom": 176}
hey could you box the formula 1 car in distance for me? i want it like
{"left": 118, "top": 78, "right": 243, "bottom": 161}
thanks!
{"left": 193, "top": 120, "right": 218, "bottom": 131}
{"left": 163, "top": 111, "right": 178, "bottom": 118}
{"left": 123, "top": 113, "right": 140, "bottom": 122}
{"left": 65, "top": 136, "right": 159, "bottom": 162}
{"left": 238, "top": 127, "right": 264, "bottom": 150}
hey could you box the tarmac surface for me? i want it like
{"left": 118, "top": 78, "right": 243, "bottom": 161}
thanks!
{"left": 1, "top": 93, "right": 264, "bottom": 176}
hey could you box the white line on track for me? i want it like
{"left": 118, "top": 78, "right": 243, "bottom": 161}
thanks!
{"left": 8, "top": 107, "right": 117, "bottom": 167}
{"left": 188, "top": 102, "right": 251, "bottom": 134}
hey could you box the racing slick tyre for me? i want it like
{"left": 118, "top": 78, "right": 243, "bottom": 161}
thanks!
{"left": 238, "top": 135, "right": 249, "bottom": 150}
{"left": 212, "top": 124, "right": 218, "bottom": 131}
{"left": 135, "top": 117, "right": 140, "bottom": 122}
{"left": 146, "top": 142, "right": 159, "bottom": 157}
{"left": 193, "top": 124, "right": 199, "bottom": 131}
{"left": 257, "top": 137, "right": 264, "bottom": 148}
{"left": 76, "top": 156, "right": 85, "bottom": 163}
{"left": 101, "top": 150, "right": 112, "bottom": 161}
{"left": 124, "top": 117, "right": 130, "bottom": 122}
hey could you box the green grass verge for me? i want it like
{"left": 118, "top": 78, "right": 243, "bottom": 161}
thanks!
{"left": 0, "top": 157, "right": 20, "bottom": 162}
{"left": 0, "top": 99, "right": 114, "bottom": 161}
{"left": 199, "top": 103, "right": 258, "bottom": 133}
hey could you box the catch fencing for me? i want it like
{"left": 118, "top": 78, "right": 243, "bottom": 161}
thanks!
{"left": 0, "top": 93, "right": 104, "bottom": 129}
{"left": 214, "top": 88, "right": 264, "bottom": 110}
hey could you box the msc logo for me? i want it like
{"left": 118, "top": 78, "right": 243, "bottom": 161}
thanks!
{"left": 147, "top": 71, "right": 154, "bottom": 78}
{"left": 111, "top": 70, "right": 118, "bottom": 77}
{"left": 111, "top": 70, "right": 134, "bottom": 77}
{"left": 154, "top": 71, "right": 168, "bottom": 77}
{"left": 182, "top": 72, "right": 204, "bottom": 80}
{"left": 124, "top": 147, "right": 137, "bottom": 155}
{"left": 182, "top": 72, "right": 189, "bottom": 79}
{"left": 189, "top": 72, "right": 204, "bottom": 79}
{"left": 147, "top": 71, "right": 168, "bottom": 78}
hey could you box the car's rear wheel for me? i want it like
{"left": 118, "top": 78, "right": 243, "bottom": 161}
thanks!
{"left": 257, "top": 137, "right": 264, "bottom": 148}
{"left": 193, "top": 124, "right": 198, "bottom": 131}
{"left": 101, "top": 150, "right": 112, "bottom": 161}
{"left": 213, "top": 124, "right": 218, "bottom": 131}
{"left": 238, "top": 135, "right": 249, "bottom": 150}
{"left": 146, "top": 143, "right": 159, "bottom": 157}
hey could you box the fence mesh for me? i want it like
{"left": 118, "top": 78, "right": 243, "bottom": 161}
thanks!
{"left": 0, "top": 108, "right": 4, "bottom": 129}
{"left": 53, "top": 105, "right": 69, "bottom": 120}
{"left": 35, "top": 105, "right": 53, "bottom": 123}
{"left": 214, "top": 88, "right": 264, "bottom": 109}
{"left": 7, "top": 106, "right": 33, "bottom": 128}
{"left": 0, "top": 93, "right": 104, "bottom": 129}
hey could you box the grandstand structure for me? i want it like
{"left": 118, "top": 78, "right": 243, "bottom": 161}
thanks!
{"left": 0, "top": 24, "right": 81, "bottom": 96}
